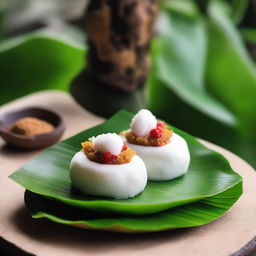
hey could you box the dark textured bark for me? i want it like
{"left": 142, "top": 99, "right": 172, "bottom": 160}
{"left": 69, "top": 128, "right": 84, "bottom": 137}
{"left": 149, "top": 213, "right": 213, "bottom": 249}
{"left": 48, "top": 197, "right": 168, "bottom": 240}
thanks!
{"left": 84, "top": 0, "right": 159, "bottom": 92}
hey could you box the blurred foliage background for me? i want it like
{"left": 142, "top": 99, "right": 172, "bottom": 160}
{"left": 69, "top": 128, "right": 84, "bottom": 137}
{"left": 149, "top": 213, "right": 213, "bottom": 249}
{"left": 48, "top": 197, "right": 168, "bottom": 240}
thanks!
{"left": 0, "top": 0, "right": 255, "bottom": 168}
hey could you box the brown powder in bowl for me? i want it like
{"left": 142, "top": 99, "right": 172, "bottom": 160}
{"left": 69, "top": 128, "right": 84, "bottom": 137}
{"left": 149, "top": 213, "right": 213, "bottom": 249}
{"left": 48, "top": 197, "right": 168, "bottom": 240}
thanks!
{"left": 10, "top": 117, "right": 54, "bottom": 136}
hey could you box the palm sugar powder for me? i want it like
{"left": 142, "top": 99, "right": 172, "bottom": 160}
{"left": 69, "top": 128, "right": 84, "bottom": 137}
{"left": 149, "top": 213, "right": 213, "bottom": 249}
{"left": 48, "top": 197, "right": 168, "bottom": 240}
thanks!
{"left": 10, "top": 117, "right": 54, "bottom": 136}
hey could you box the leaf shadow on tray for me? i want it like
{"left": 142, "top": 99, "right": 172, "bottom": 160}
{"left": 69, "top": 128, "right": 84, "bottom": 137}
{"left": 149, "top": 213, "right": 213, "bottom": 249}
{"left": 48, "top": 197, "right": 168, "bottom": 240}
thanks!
{"left": 10, "top": 203, "right": 212, "bottom": 253}
{"left": 0, "top": 144, "right": 39, "bottom": 157}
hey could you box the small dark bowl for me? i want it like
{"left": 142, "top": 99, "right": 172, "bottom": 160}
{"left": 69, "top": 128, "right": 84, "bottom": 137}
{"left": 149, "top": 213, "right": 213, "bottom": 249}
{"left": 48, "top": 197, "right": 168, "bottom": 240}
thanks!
{"left": 0, "top": 107, "right": 65, "bottom": 149}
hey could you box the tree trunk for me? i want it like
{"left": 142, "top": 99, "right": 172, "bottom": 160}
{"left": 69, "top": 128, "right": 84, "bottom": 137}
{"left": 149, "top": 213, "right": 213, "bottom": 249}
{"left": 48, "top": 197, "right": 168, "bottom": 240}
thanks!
{"left": 84, "top": 0, "right": 159, "bottom": 92}
{"left": 71, "top": 0, "right": 159, "bottom": 117}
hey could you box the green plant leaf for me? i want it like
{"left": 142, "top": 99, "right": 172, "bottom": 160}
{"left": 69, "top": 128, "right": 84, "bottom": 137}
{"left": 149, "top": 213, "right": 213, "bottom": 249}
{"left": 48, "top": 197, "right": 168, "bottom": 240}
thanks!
{"left": 155, "top": 11, "right": 236, "bottom": 126}
{"left": 205, "top": 1, "right": 256, "bottom": 137}
{"left": 150, "top": 5, "right": 256, "bottom": 168}
{"left": 0, "top": 5, "right": 3, "bottom": 41}
{"left": 0, "top": 30, "right": 85, "bottom": 106}
{"left": 24, "top": 180, "right": 242, "bottom": 232}
{"left": 227, "top": 0, "right": 249, "bottom": 24}
{"left": 241, "top": 28, "right": 256, "bottom": 44}
{"left": 160, "top": 0, "right": 200, "bottom": 19}
{"left": 149, "top": 74, "right": 256, "bottom": 169}
{"left": 10, "top": 110, "right": 242, "bottom": 216}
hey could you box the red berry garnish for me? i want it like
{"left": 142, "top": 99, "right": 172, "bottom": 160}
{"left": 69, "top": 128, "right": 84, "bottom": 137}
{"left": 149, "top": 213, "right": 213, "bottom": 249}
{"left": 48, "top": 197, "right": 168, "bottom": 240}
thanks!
{"left": 121, "top": 143, "right": 128, "bottom": 152}
{"left": 101, "top": 152, "right": 117, "bottom": 164}
{"left": 150, "top": 128, "right": 162, "bottom": 138}
{"left": 157, "top": 122, "right": 165, "bottom": 128}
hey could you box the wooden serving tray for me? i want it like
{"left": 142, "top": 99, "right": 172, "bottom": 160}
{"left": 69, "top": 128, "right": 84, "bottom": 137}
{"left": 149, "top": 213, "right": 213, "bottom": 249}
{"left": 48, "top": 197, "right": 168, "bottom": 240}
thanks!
{"left": 0, "top": 91, "right": 255, "bottom": 256}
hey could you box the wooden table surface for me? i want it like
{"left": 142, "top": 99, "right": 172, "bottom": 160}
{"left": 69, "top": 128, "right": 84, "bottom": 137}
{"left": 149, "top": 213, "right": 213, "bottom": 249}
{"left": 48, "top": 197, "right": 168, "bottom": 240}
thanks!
{"left": 0, "top": 91, "right": 255, "bottom": 256}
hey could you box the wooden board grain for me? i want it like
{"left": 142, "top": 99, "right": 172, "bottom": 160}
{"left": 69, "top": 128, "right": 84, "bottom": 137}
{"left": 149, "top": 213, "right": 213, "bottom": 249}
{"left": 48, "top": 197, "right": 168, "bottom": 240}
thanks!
{"left": 0, "top": 91, "right": 255, "bottom": 256}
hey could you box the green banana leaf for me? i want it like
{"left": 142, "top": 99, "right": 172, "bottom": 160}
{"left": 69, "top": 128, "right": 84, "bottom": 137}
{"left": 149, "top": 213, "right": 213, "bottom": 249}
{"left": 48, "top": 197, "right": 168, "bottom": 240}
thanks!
{"left": 150, "top": 3, "right": 256, "bottom": 168}
{"left": 205, "top": 1, "right": 256, "bottom": 166}
{"left": 155, "top": 11, "right": 236, "bottom": 126}
{"left": 0, "top": 5, "right": 3, "bottom": 41}
{"left": 0, "top": 30, "right": 85, "bottom": 106}
{"left": 161, "top": 0, "right": 249, "bottom": 24}
{"left": 24, "top": 181, "right": 242, "bottom": 232}
{"left": 160, "top": 0, "right": 200, "bottom": 19}
{"left": 206, "top": 1, "right": 256, "bottom": 137}
{"left": 227, "top": 0, "right": 249, "bottom": 24}
{"left": 10, "top": 110, "right": 242, "bottom": 217}
{"left": 241, "top": 28, "right": 256, "bottom": 44}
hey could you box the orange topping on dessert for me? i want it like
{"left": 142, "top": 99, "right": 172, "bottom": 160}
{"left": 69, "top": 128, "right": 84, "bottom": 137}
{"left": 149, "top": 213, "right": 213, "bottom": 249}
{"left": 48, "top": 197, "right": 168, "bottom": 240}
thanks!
{"left": 81, "top": 141, "right": 136, "bottom": 164}
{"left": 122, "top": 122, "right": 172, "bottom": 147}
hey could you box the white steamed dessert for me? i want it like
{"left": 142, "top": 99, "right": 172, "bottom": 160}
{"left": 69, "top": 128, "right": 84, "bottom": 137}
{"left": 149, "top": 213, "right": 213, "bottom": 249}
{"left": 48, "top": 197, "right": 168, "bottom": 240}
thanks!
{"left": 127, "top": 133, "right": 190, "bottom": 181}
{"left": 69, "top": 133, "right": 147, "bottom": 199}
{"left": 122, "top": 109, "right": 190, "bottom": 181}
{"left": 93, "top": 133, "right": 123, "bottom": 155}
{"left": 131, "top": 109, "right": 157, "bottom": 136}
